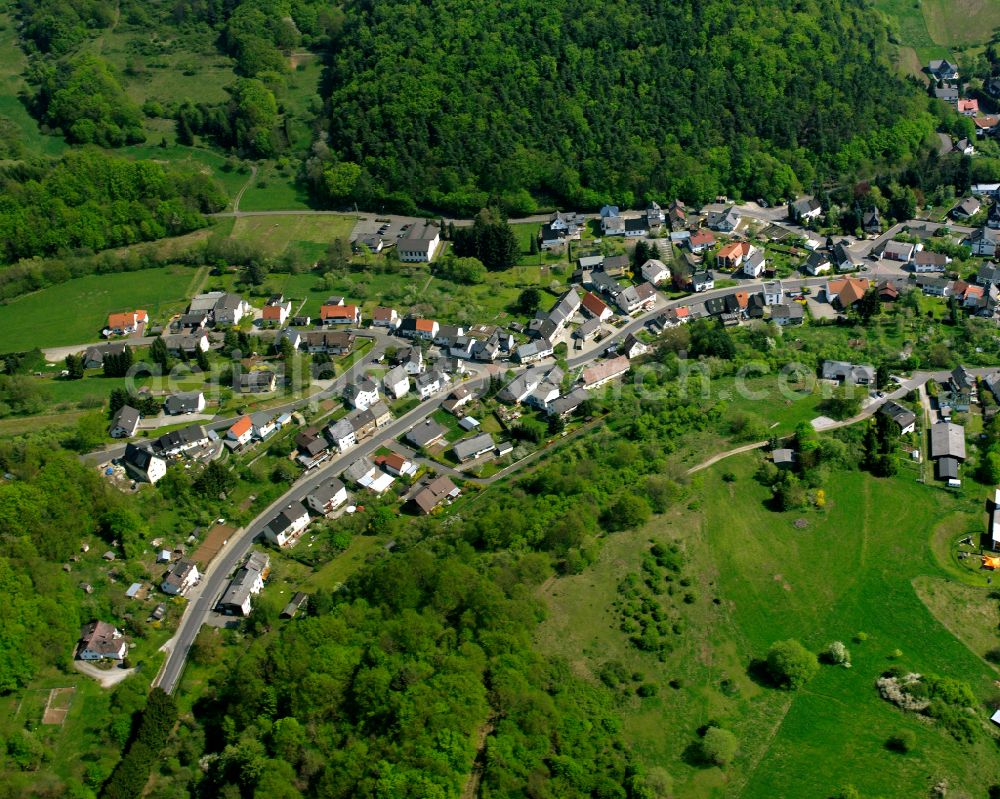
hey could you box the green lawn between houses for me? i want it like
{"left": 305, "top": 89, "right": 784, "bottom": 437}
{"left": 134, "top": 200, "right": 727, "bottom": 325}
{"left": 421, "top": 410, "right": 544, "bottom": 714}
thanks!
{"left": 536, "top": 453, "right": 1000, "bottom": 799}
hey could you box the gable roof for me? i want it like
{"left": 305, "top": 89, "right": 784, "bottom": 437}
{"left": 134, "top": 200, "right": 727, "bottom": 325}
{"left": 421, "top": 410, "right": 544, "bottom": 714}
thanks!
{"left": 229, "top": 415, "right": 252, "bottom": 438}
{"left": 929, "top": 422, "right": 966, "bottom": 460}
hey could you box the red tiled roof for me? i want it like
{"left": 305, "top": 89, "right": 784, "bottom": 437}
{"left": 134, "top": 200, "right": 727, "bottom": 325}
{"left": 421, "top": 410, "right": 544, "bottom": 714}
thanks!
{"left": 415, "top": 318, "right": 436, "bottom": 332}
{"left": 262, "top": 305, "right": 283, "bottom": 320}
{"left": 373, "top": 307, "right": 395, "bottom": 320}
{"left": 690, "top": 230, "right": 715, "bottom": 246}
{"left": 229, "top": 415, "right": 252, "bottom": 438}
{"left": 581, "top": 291, "right": 609, "bottom": 316}
{"left": 321, "top": 304, "right": 357, "bottom": 319}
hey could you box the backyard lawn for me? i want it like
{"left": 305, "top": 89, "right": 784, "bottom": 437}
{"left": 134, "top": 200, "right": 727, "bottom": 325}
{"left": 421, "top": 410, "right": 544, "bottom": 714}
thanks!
{"left": 0, "top": 265, "right": 206, "bottom": 352}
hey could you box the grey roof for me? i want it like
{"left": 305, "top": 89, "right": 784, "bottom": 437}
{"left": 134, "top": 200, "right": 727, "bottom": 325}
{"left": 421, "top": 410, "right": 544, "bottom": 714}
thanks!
{"left": 936, "top": 456, "right": 960, "bottom": 480}
{"left": 112, "top": 405, "right": 140, "bottom": 431}
{"left": 153, "top": 424, "right": 207, "bottom": 453}
{"left": 590, "top": 270, "right": 623, "bottom": 297}
{"left": 239, "top": 370, "right": 276, "bottom": 391}
{"left": 574, "top": 317, "right": 603, "bottom": 338}
{"left": 791, "top": 196, "right": 821, "bottom": 216}
{"left": 624, "top": 216, "right": 648, "bottom": 232}
{"left": 344, "top": 457, "right": 376, "bottom": 483}
{"left": 771, "top": 302, "right": 804, "bottom": 320}
{"left": 267, "top": 501, "right": 309, "bottom": 535}
{"left": 929, "top": 422, "right": 966, "bottom": 460}
{"left": 308, "top": 478, "right": 345, "bottom": 507}
{"left": 821, "top": 360, "right": 875, "bottom": 383}
{"left": 548, "top": 387, "right": 590, "bottom": 417}
{"left": 383, "top": 364, "right": 408, "bottom": 386}
{"left": 950, "top": 365, "right": 974, "bottom": 391}
{"left": 405, "top": 420, "right": 448, "bottom": 448}
{"left": 772, "top": 448, "right": 797, "bottom": 465}
{"left": 326, "top": 418, "right": 354, "bottom": 442}
{"left": 879, "top": 400, "right": 916, "bottom": 430}
{"left": 164, "top": 391, "right": 203, "bottom": 414}
{"left": 416, "top": 370, "right": 446, "bottom": 389}
{"left": 453, "top": 433, "right": 496, "bottom": 461}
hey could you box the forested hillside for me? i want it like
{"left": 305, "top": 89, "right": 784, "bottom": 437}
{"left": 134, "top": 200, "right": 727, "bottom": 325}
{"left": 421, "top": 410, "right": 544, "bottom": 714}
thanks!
{"left": 315, "top": 0, "right": 934, "bottom": 213}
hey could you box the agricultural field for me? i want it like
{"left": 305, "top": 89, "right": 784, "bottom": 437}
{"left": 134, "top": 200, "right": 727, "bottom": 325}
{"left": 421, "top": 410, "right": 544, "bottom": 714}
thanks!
{"left": 537, "top": 455, "right": 1000, "bottom": 798}
{"left": 873, "top": 0, "right": 995, "bottom": 70}
{"left": 0, "top": 265, "right": 206, "bottom": 352}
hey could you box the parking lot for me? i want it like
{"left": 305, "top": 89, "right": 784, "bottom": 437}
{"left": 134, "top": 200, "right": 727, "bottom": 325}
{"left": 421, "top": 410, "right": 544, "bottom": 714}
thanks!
{"left": 350, "top": 215, "right": 428, "bottom": 247}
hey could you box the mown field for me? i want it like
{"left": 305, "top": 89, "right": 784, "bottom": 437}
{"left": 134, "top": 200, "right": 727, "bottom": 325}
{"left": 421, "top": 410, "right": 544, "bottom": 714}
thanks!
{"left": 536, "top": 454, "right": 1000, "bottom": 798}
{"left": 229, "top": 214, "right": 358, "bottom": 257}
{"left": 0, "top": 265, "right": 206, "bottom": 352}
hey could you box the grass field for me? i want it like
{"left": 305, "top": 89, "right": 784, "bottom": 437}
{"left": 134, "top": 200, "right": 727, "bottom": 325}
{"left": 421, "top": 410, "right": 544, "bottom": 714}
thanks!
{"left": 0, "top": 265, "right": 205, "bottom": 352}
{"left": 537, "top": 455, "right": 1000, "bottom": 798}
{"left": 921, "top": 0, "right": 1000, "bottom": 47}
{"left": 229, "top": 215, "right": 357, "bottom": 257}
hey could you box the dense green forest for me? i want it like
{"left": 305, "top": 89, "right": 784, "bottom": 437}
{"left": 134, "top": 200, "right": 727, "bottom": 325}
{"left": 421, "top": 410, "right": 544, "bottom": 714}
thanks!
{"left": 0, "top": 149, "right": 226, "bottom": 263}
{"left": 311, "top": 0, "right": 934, "bottom": 213}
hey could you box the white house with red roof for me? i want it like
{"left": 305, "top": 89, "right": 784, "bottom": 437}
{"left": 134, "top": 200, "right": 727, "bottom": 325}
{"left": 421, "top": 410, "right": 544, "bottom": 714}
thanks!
{"left": 321, "top": 304, "right": 361, "bottom": 325}
{"left": 581, "top": 291, "right": 613, "bottom": 321}
{"left": 105, "top": 310, "right": 148, "bottom": 336}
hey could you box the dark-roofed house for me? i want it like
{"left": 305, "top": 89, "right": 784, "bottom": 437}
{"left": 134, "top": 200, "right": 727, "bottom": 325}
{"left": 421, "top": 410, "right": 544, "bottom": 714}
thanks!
{"left": 879, "top": 401, "right": 917, "bottom": 435}
{"left": 913, "top": 251, "right": 949, "bottom": 273}
{"left": 406, "top": 420, "right": 448, "bottom": 450}
{"left": 966, "top": 227, "right": 1000, "bottom": 257}
{"left": 110, "top": 405, "right": 140, "bottom": 438}
{"left": 239, "top": 370, "right": 277, "bottom": 394}
{"left": 862, "top": 208, "right": 881, "bottom": 235}
{"left": 789, "top": 196, "right": 822, "bottom": 222}
{"left": 412, "top": 475, "right": 461, "bottom": 514}
{"left": 152, "top": 424, "right": 210, "bottom": 457}
{"left": 706, "top": 206, "right": 740, "bottom": 232}
{"left": 453, "top": 433, "right": 496, "bottom": 463}
{"left": 821, "top": 360, "right": 875, "bottom": 385}
{"left": 160, "top": 559, "right": 200, "bottom": 595}
{"left": 218, "top": 551, "right": 269, "bottom": 616}
{"left": 307, "top": 478, "right": 347, "bottom": 515}
{"left": 950, "top": 364, "right": 975, "bottom": 393}
{"left": 263, "top": 500, "right": 311, "bottom": 548}
{"left": 927, "top": 59, "right": 959, "bottom": 81}
{"left": 952, "top": 196, "right": 982, "bottom": 220}
{"left": 164, "top": 391, "right": 206, "bottom": 416}
{"left": 123, "top": 443, "right": 167, "bottom": 484}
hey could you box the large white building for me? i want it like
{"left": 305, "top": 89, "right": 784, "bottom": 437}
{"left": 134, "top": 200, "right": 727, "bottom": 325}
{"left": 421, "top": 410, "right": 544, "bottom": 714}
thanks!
{"left": 398, "top": 222, "right": 441, "bottom": 262}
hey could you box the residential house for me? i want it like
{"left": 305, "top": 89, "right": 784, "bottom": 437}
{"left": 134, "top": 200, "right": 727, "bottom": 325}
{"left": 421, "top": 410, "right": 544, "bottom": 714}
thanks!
{"left": 691, "top": 270, "right": 715, "bottom": 292}
{"left": 263, "top": 501, "right": 311, "bottom": 547}
{"left": 574, "top": 316, "right": 603, "bottom": 341}
{"left": 375, "top": 453, "right": 418, "bottom": 478}
{"left": 581, "top": 291, "right": 614, "bottom": 321}
{"left": 879, "top": 401, "right": 917, "bottom": 435}
{"left": 412, "top": 475, "right": 461, "bottom": 514}
{"left": 581, "top": 355, "right": 630, "bottom": 389}
{"left": 400, "top": 317, "right": 440, "bottom": 341}
{"left": 951, "top": 365, "right": 976, "bottom": 395}
{"left": 398, "top": 221, "right": 441, "bottom": 262}
{"left": 621, "top": 333, "right": 648, "bottom": 359}
{"left": 772, "top": 449, "right": 797, "bottom": 469}
{"left": 239, "top": 370, "right": 277, "bottom": 393}
{"left": 497, "top": 365, "right": 563, "bottom": 404}
{"left": 453, "top": 433, "right": 496, "bottom": 463}
{"left": 321, "top": 303, "right": 361, "bottom": 326}
{"left": 599, "top": 204, "right": 620, "bottom": 218}
{"left": 958, "top": 98, "right": 979, "bottom": 116}
{"left": 406, "top": 419, "right": 449, "bottom": 449}
{"left": 667, "top": 199, "right": 687, "bottom": 229}
{"left": 743, "top": 249, "right": 766, "bottom": 278}
{"left": 383, "top": 364, "right": 410, "bottom": 400}
{"left": 442, "top": 386, "right": 474, "bottom": 414}
{"left": 602, "top": 255, "right": 630, "bottom": 276}
{"left": 218, "top": 551, "right": 269, "bottom": 616}
{"left": 929, "top": 421, "right": 966, "bottom": 481}
{"left": 821, "top": 360, "right": 875, "bottom": 385}
{"left": 915, "top": 275, "right": 953, "bottom": 296}
{"left": 877, "top": 280, "right": 899, "bottom": 302}
{"left": 659, "top": 306, "right": 691, "bottom": 327}
{"left": 952, "top": 197, "right": 982, "bottom": 220}
{"left": 162, "top": 333, "right": 210, "bottom": 355}
{"left": 770, "top": 302, "right": 804, "bottom": 326}
{"left": 109, "top": 405, "right": 140, "bottom": 438}
{"left": 956, "top": 137, "right": 975, "bottom": 155}
{"left": 83, "top": 342, "right": 126, "bottom": 369}
{"left": 913, "top": 251, "right": 950, "bottom": 272}
{"left": 250, "top": 410, "right": 282, "bottom": 440}
{"left": 177, "top": 311, "right": 209, "bottom": 331}
{"left": 978, "top": 263, "right": 1000, "bottom": 286}
{"left": 324, "top": 418, "right": 356, "bottom": 454}
{"left": 577, "top": 254, "right": 605, "bottom": 271}
{"left": 123, "top": 443, "right": 167, "bottom": 484}
{"left": 227, "top": 415, "right": 254, "bottom": 448}
{"left": 647, "top": 200, "right": 665, "bottom": 227}
{"left": 974, "top": 116, "right": 1000, "bottom": 136}
{"left": 295, "top": 427, "right": 330, "bottom": 466}
{"left": 372, "top": 307, "right": 400, "bottom": 329}
{"left": 277, "top": 328, "right": 304, "bottom": 351}
{"left": 212, "top": 293, "right": 252, "bottom": 326}
{"left": 789, "top": 196, "right": 822, "bottom": 222}
{"left": 706, "top": 206, "right": 740, "bottom": 232}
{"left": 966, "top": 227, "right": 1000, "bottom": 257}
{"left": 624, "top": 216, "right": 649, "bottom": 237}
{"left": 589, "top": 270, "right": 623, "bottom": 300}
{"left": 306, "top": 478, "right": 348, "bottom": 515}
{"left": 393, "top": 346, "right": 424, "bottom": 375}
{"left": 434, "top": 324, "right": 465, "bottom": 348}
{"left": 763, "top": 280, "right": 784, "bottom": 305}
{"left": 688, "top": 229, "right": 715, "bottom": 253}
{"left": 152, "top": 424, "right": 210, "bottom": 458}
{"left": 524, "top": 377, "right": 562, "bottom": 411}
{"left": 601, "top": 215, "right": 625, "bottom": 236}
{"left": 989, "top": 202, "right": 1000, "bottom": 229}
{"left": 803, "top": 251, "right": 832, "bottom": 275}
{"left": 933, "top": 85, "right": 959, "bottom": 104}
{"left": 831, "top": 241, "right": 856, "bottom": 272}
{"left": 862, "top": 208, "right": 882, "bottom": 235}
{"left": 161, "top": 560, "right": 199, "bottom": 595}
{"left": 826, "top": 277, "right": 870, "bottom": 310}
{"left": 163, "top": 391, "right": 205, "bottom": 416}
{"left": 262, "top": 296, "right": 292, "bottom": 326}
{"left": 78, "top": 621, "right": 127, "bottom": 661}
{"left": 716, "top": 241, "right": 752, "bottom": 270}
{"left": 304, "top": 330, "right": 355, "bottom": 355}
{"left": 640, "top": 259, "right": 670, "bottom": 286}
{"left": 344, "top": 378, "right": 380, "bottom": 410}
{"left": 927, "top": 59, "right": 959, "bottom": 81}
{"left": 344, "top": 457, "right": 395, "bottom": 494}
{"left": 415, "top": 369, "right": 448, "bottom": 398}
{"left": 515, "top": 339, "right": 554, "bottom": 364}
{"left": 548, "top": 387, "right": 590, "bottom": 417}
{"left": 105, "top": 310, "right": 148, "bottom": 336}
